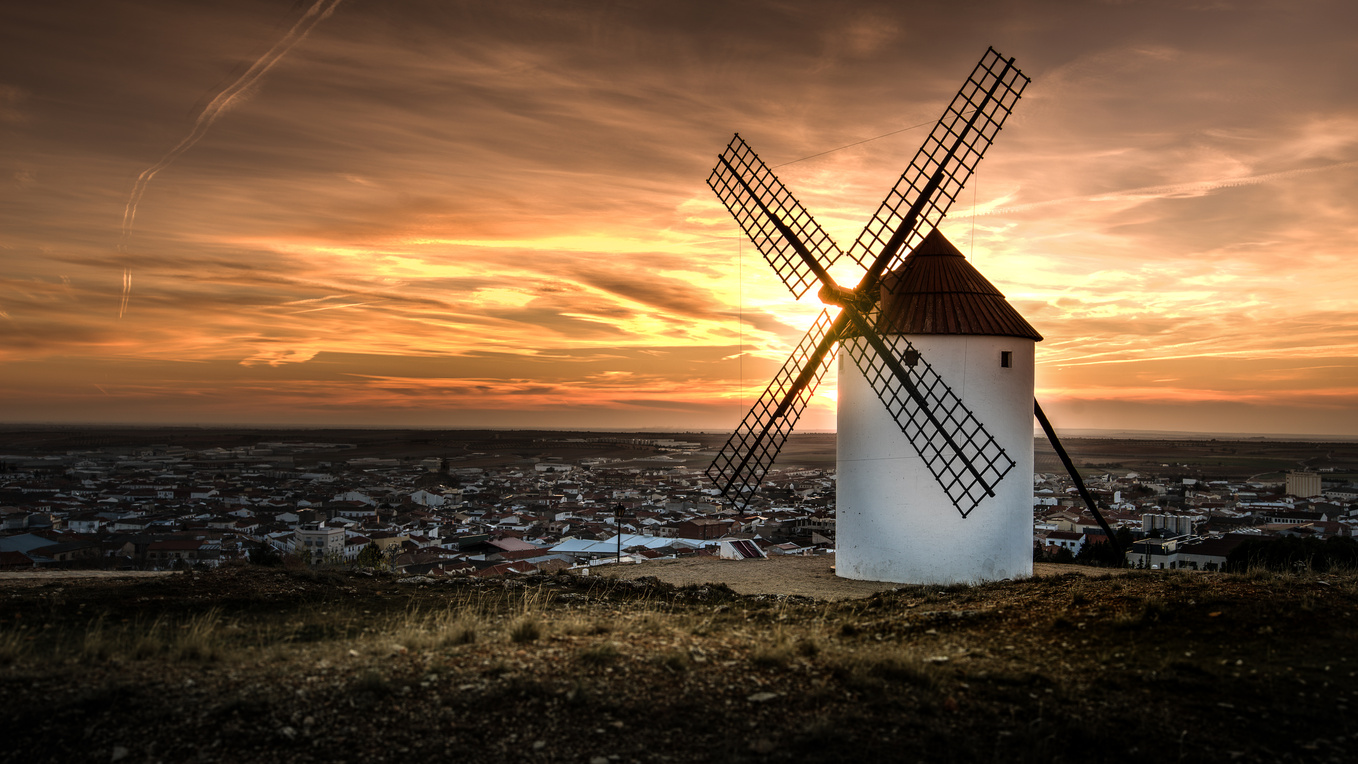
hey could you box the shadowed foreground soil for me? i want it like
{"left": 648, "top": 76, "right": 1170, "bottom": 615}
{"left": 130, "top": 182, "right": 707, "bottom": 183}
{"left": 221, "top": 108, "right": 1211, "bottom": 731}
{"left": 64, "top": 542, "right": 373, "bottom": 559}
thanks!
{"left": 2, "top": 564, "right": 1355, "bottom": 763}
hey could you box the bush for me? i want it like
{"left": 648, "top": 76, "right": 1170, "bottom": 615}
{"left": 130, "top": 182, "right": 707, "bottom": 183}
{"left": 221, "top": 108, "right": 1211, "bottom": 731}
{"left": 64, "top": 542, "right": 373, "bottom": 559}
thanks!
{"left": 248, "top": 543, "right": 282, "bottom": 567}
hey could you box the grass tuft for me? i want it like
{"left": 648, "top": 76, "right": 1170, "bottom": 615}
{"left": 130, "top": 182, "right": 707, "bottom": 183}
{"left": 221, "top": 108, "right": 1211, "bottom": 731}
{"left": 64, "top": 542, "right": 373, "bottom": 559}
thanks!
{"left": 795, "top": 636, "right": 821, "bottom": 658}
{"left": 576, "top": 642, "right": 621, "bottom": 667}
{"left": 1113, "top": 597, "right": 1167, "bottom": 630}
{"left": 655, "top": 650, "right": 691, "bottom": 673}
{"left": 509, "top": 616, "right": 542, "bottom": 644}
{"left": 829, "top": 646, "right": 937, "bottom": 692}
{"left": 0, "top": 629, "right": 26, "bottom": 665}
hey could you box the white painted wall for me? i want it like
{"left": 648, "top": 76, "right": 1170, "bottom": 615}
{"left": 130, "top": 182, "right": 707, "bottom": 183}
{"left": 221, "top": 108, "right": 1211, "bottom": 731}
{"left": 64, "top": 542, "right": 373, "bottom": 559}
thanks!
{"left": 836, "top": 334, "right": 1035, "bottom": 585}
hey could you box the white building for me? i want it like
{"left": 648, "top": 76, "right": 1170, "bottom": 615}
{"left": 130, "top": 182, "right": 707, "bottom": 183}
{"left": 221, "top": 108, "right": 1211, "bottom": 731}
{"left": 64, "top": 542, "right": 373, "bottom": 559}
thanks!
{"left": 1286, "top": 471, "right": 1321, "bottom": 498}
{"left": 293, "top": 523, "right": 345, "bottom": 564}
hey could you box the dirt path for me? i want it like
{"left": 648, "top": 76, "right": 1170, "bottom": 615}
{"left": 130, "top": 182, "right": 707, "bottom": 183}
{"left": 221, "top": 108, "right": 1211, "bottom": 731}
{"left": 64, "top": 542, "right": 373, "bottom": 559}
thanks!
{"left": 0, "top": 570, "right": 173, "bottom": 581}
{"left": 597, "top": 554, "right": 1120, "bottom": 600}
{"left": 0, "top": 560, "right": 1122, "bottom": 594}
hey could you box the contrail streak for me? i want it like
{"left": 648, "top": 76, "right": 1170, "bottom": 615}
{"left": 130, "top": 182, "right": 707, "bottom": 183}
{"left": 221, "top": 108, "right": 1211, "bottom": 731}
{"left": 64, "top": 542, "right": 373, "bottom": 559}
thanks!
{"left": 119, "top": 268, "right": 131, "bottom": 318}
{"left": 118, "top": 0, "right": 343, "bottom": 315}
{"left": 121, "top": 0, "right": 343, "bottom": 237}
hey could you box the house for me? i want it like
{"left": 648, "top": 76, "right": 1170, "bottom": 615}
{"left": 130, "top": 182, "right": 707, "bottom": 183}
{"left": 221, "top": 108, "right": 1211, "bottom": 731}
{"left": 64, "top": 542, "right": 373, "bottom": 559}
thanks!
{"left": 146, "top": 539, "right": 205, "bottom": 568}
{"left": 1126, "top": 537, "right": 1183, "bottom": 569}
{"left": 674, "top": 518, "right": 733, "bottom": 540}
{"left": 717, "top": 538, "right": 766, "bottom": 560}
{"left": 1175, "top": 534, "right": 1253, "bottom": 571}
{"left": 1043, "top": 530, "right": 1084, "bottom": 557}
{"left": 410, "top": 489, "right": 460, "bottom": 507}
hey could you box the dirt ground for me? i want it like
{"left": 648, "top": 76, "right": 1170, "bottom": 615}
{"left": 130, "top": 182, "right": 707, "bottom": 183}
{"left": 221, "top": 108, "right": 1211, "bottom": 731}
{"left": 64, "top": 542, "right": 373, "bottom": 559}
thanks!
{"left": 599, "top": 555, "right": 1120, "bottom": 600}
{"left": 0, "top": 558, "right": 1114, "bottom": 592}
{"left": 2, "top": 564, "right": 1355, "bottom": 763}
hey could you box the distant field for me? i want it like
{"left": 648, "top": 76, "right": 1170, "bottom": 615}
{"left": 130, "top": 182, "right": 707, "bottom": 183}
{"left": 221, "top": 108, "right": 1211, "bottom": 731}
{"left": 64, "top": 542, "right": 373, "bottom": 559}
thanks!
{"left": 1, "top": 426, "right": 1355, "bottom": 481}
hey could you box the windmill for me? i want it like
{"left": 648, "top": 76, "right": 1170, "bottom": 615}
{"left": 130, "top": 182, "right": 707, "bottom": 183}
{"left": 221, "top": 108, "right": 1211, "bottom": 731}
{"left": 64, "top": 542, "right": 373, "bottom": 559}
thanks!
{"left": 705, "top": 47, "right": 1122, "bottom": 584}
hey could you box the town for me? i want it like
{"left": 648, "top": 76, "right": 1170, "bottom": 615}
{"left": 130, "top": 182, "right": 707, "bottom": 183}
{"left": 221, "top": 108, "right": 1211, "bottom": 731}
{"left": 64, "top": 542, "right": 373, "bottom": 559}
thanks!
{"left": 2, "top": 429, "right": 1356, "bottom": 576}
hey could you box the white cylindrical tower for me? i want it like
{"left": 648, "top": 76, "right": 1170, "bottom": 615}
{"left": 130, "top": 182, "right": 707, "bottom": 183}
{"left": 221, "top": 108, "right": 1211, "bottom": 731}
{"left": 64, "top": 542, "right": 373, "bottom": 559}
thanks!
{"left": 836, "top": 230, "right": 1041, "bottom": 585}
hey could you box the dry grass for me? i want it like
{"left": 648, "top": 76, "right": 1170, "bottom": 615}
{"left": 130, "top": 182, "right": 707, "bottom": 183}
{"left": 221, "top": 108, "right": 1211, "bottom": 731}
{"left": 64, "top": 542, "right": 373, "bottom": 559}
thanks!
{"left": 508, "top": 616, "right": 542, "bottom": 644}
{"left": 829, "top": 645, "right": 938, "bottom": 691}
{"left": 388, "top": 605, "right": 482, "bottom": 651}
{"left": 575, "top": 642, "right": 621, "bottom": 667}
{"left": 0, "top": 628, "right": 26, "bottom": 666}
{"left": 45, "top": 608, "right": 239, "bottom": 664}
{"left": 5, "top": 565, "right": 1358, "bottom": 764}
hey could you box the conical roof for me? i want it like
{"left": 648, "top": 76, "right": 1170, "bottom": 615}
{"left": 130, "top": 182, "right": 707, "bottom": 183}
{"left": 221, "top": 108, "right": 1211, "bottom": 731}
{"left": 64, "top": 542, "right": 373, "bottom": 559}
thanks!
{"left": 873, "top": 229, "right": 1042, "bottom": 340}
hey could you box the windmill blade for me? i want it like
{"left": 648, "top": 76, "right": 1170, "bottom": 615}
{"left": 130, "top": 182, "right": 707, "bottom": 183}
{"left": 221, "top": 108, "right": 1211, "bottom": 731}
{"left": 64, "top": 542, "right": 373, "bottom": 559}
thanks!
{"left": 1034, "top": 400, "right": 1125, "bottom": 556}
{"left": 845, "top": 47, "right": 1029, "bottom": 282}
{"left": 839, "top": 305, "right": 1016, "bottom": 518}
{"left": 708, "top": 134, "right": 844, "bottom": 299}
{"left": 707, "top": 309, "right": 845, "bottom": 509}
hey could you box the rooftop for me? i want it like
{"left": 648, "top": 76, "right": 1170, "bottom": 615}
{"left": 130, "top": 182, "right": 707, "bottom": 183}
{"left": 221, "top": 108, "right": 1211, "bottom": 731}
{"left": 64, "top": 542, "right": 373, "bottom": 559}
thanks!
{"left": 874, "top": 229, "right": 1043, "bottom": 340}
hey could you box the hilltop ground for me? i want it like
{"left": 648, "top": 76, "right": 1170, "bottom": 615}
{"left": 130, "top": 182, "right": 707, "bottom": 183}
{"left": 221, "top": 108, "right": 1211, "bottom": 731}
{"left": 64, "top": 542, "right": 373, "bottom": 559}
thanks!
{"left": 2, "top": 558, "right": 1355, "bottom": 763}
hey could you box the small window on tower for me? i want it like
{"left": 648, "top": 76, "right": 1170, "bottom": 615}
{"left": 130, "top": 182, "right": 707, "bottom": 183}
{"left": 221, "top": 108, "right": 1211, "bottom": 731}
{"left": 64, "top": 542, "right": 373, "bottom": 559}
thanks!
{"left": 1000, "top": 351, "right": 1012, "bottom": 368}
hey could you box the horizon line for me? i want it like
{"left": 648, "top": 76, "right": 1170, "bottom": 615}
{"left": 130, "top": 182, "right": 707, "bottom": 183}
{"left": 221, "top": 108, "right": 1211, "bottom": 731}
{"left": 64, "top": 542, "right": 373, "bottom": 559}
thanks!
{"left": 1, "top": 421, "right": 1356, "bottom": 443}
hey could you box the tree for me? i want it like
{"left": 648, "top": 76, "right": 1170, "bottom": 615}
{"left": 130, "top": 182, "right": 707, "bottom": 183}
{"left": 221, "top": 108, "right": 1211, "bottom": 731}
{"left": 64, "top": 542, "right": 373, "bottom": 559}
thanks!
{"left": 1075, "top": 527, "right": 1133, "bottom": 568}
{"left": 355, "top": 542, "right": 387, "bottom": 571}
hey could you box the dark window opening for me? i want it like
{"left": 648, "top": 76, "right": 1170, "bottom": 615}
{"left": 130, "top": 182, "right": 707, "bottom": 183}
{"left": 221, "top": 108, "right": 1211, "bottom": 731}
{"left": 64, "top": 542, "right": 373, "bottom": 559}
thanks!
{"left": 1000, "top": 351, "right": 1012, "bottom": 368}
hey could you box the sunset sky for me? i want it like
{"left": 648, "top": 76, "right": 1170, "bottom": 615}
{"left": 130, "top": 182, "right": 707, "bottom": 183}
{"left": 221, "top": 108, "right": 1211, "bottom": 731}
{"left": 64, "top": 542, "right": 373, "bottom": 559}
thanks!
{"left": 3, "top": 0, "right": 1357, "bottom": 436}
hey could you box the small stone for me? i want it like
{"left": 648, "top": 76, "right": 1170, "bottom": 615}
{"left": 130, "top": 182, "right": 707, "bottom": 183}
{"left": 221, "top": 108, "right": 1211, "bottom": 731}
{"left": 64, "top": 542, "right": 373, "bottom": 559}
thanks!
{"left": 533, "top": 740, "right": 546, "bottom": 750}
{"left": 590, "top": 757, "right": 609, "bottom": 764}
{"left": 280, "top": 726, "right": 297, "bottom": 740}
{"left": 747, "top": 692, "right": 779, "bottom": 703}
{"left": 111, "top": 747, "right": 129, "bottom": 762}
